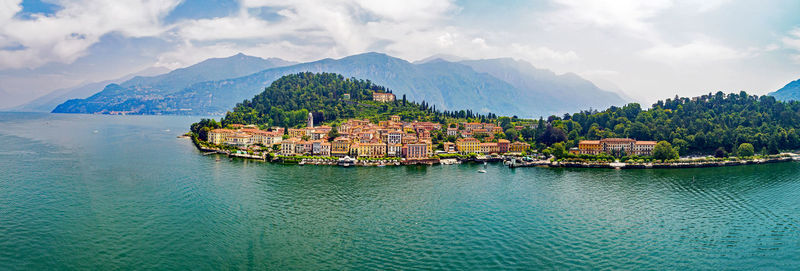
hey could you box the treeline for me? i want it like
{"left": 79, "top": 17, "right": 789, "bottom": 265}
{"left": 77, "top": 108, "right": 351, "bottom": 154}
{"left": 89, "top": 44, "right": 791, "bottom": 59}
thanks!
{"left": 546, "top": 91, "right": 800, "bottom": 155}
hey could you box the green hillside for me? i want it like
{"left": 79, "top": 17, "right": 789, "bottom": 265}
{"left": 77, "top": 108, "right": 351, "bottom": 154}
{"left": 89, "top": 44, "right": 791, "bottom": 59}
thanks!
{"left": 219, "top": 72, "right": 490, "bottom": 128}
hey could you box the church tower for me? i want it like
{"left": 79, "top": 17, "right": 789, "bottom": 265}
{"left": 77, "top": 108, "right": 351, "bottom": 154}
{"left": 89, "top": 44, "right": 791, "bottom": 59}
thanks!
{"left": 307, "top": 112, "right": 314, "bottom": 128}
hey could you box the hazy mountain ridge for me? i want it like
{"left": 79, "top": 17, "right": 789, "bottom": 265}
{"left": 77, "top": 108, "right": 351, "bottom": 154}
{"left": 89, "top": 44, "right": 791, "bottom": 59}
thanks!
{"left": 53, "top": 52, "right": 625, "bottom": 117}
{"left": 157, "top": 52, "right": 528, "bottom": 116}
{"left": 52, "top": 53, "right": 296, "bottom": 114}
{"left": 12, "top": 67, "right": 170, "bottom": 112}
{"left": 457, "top": 58, "right": 626, "bottom": 113}
{"left": 769, "top": 78, "right": 800, "bottom": 101}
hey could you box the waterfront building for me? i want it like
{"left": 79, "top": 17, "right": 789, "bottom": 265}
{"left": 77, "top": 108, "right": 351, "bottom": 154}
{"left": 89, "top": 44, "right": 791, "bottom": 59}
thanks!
{"left": 456, "top": 138, "right": 480, "bottom": 154}
{"left": 601, "top": 138, "right": 635, "bottom": 154}
{"left": 357, "top": 142, "right": 386, "bottom": 158}
{"left": 480, "top": 142, "right": 500, "bottom": 154}
{"left": 578, "top": 140, "right": 602, "bottom": 155}
{"left": 224, "top": 133, "right": 252, "bottom": 147}
{"left": 497, "top": 139, "right": 510, "bottom": 153}
{"left": 208, "top": 129, "right": 235, "bottom": 145}
{"left": 575, "top": 138, "right": 657, "bottom": 156}
{"left": 295, "top": 140, "right": 311, "bottom": 155}
{"left": 311, "top": 140, "right": 331, "bottom": 156}
{"left": 387, "top": 143, "right": 403, "bottom": 157}
{"left": 443, "top": 142, "right": 456, "bottom": 153}
{"left": 264, "top": 132, "right": 283, "bottom": 145}
{"left": 509, "top": 141, "right": 530, "bottom": 153}
{"left": 331, "top": 137, "right": 352, "bottom": 157}
{"left": 280, "top": 138, "right": 300, "bottom": 155}
{"left": 372, "top": 92, "right": 396, "bottom": 102}
{"left": 406, "top": 142, "right": 429, "bottom": 160}
{"left": 631, "top": 141, "right": 656, "bottom": 156}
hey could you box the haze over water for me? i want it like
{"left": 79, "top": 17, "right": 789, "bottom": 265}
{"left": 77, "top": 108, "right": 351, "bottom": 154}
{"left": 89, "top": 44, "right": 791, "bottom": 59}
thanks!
{"left": 1, "top": 112, "right": 799, "bottom": 270}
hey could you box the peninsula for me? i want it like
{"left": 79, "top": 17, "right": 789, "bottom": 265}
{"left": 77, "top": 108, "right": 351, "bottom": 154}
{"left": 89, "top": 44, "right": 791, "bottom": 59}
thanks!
{"left": 189, "top": 72, "right": 800, "bottom": 168}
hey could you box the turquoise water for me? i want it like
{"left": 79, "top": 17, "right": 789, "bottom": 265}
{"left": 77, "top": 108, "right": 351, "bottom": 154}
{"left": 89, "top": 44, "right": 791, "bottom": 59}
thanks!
{"left": 1, "top": 112, "right": 799, "bottom": 270}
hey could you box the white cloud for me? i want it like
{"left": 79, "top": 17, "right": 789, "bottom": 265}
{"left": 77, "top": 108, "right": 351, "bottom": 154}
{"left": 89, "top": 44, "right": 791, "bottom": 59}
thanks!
{"left": 159, "top": 0, "right": 573, "bottom": 69}
{"left": 0, "top": 0, "right": 179, "bottom": 69}
{"left": 639, "top": 40, "right": 750, "bottom": 65}
{"left": 783, "top": 27, "right": 800, "bottom": 63}
{"left": 0, "top": 0, "right": 22, "bottom": 26}
{"left": 545, "top": 0, "right": 672, "bottom": 42}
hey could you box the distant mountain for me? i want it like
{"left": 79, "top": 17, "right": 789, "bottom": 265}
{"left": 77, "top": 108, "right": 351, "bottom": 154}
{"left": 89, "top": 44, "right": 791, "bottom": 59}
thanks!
{"left": 53, "top": 52, "right": 626, "bottom": 118}
{"left": 457, "top": 58, "right": 626, "bottom": 113}
{"left": 768, "top": 78, "right": 800, "bottom": 101}
{"left": 12, "top": 67, "right": 169, "bottom": 112}
{"left": 52, "top": 53, "right": 295, "bottom": 114}
{"left": 150, "top": 52, "right": 526, "bottom": 116}
{"left": 413, "top": 54, "right": 466, "bottom": 64}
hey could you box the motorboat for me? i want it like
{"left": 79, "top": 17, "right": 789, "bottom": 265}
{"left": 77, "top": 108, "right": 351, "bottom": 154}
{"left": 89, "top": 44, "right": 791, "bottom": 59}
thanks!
{"left": 478, "top": 162, "right": 487, "bottom": 173}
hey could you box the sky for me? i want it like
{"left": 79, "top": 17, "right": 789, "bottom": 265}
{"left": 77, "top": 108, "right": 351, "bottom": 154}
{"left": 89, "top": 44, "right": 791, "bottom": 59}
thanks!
{"left": 1, "top": 0, "right": 799, "bottom": 108}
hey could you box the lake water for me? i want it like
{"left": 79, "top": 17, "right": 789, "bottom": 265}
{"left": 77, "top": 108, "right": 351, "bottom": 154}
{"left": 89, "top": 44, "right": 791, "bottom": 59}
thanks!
{"left": 1, "top": 112, "right": 799, "bottom": 270}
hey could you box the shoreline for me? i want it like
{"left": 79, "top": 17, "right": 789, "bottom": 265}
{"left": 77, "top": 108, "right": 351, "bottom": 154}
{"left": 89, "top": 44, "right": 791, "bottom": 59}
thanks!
{"left": 509, "top": 156, "right": 796, "bottom": 169}
{"left": 189, "top": 136, "right": 798, "bottom": 169}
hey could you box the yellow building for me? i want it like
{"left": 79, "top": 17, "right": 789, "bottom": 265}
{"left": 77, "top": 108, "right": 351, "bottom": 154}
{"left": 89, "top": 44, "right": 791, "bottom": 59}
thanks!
{"left": 331, "top": 137, "right": 352, "bottom": 157}
{"left": 509, "top": 141, "right": 530, "bottom": 153}
{"left": 577, "top": 140, "right": 602, "bottom": 155}
{"left": 288, "top": 128, "right": 306, "bottom": 138}
{"left": 480, "top": 142, "right": 500, "bottom": 154}
{"left": 208, "top": 129, "right": 235, "bottom": 145}
{"left": 456, "top": 138, "right": 480, "bottom": 154}
{"left": 357, "top": 142, "right": 386, "bottom": 158}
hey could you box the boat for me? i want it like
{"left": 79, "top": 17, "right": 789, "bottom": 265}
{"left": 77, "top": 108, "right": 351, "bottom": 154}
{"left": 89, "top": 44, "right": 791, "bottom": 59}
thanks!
{"left": 338, "top": 156, "right": 356, "bottom": 167}
{"left": 478, "top": 162, "right": 487, "bottom": 173}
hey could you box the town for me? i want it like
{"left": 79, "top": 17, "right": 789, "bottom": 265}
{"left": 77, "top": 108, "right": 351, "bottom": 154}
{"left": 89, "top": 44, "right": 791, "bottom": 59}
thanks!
{"left": 204, "top": 111, "right": 532, "bottom": 164}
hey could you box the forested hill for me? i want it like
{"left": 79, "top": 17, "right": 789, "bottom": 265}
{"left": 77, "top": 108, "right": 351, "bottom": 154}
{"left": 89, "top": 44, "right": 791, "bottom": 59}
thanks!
{"left": 220, "top": 72, "right": 490, "bottom": 127}
{"left": 551, "top": 91, "right": 800, "bottom": 155}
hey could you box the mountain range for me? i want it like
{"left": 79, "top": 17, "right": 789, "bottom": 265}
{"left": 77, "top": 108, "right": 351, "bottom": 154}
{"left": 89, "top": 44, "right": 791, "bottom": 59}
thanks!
{"left": 52, "top": 53, "right": 295, "bottom": 114}
{"left": 52, "top": 52, "right": 627, "bottom": 118}
{"left": 768, "top": 78, "right": 800, "bottom": 101}
{"left": 11, "top": 67, "right": 170, "bottom": 112}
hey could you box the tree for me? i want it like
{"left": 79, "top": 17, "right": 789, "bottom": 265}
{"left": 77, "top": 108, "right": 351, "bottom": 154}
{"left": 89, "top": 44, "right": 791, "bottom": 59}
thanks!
{"left": 504, "top": 128, "right": 519, "bottom": 141}
{"left": 550, "top": 142, "right": 566, "bottom": 159}
{"left": 538, "top": 126, "right": 567, "bottom": 145}
{"left": 714, "top": 147, "right": 727, "bottom": 158}
{"left": 653, "top": 141, "right": 678, "bottom": 161}
{"left": 327, "top": 126, "right": 339, "bottom": 141}
{"left": 737, "top": 143, "right": 755, "bottom": 157}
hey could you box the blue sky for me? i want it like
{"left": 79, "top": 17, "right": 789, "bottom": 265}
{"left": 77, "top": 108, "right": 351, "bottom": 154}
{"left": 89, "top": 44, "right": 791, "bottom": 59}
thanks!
{"left": 1, "top": 0, "right": 799, "bottom": 108}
